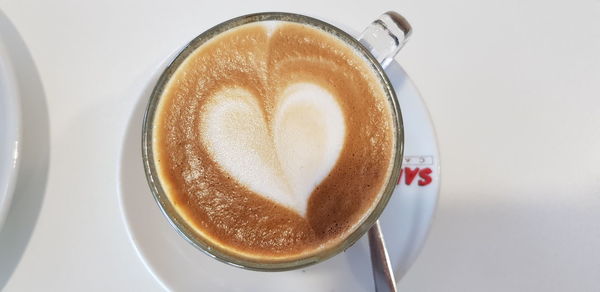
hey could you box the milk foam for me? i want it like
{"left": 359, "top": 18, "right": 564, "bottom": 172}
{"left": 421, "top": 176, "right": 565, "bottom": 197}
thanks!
{"left": 201, "top": 83, "right": 346, "bottom": 216}
{"left": 262, "top": 21, "right": 278, "bottom": 37}
{"left": 155, "top": 21, "right": 395, "bottom": 259}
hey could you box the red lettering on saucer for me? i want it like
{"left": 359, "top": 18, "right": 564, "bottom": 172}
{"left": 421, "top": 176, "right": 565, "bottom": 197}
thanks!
{"left": 418, "top": 168, "right": 432, "bottom": 186}
{"left": 396, "top": 167, "right": 434, "bottom": 186}
{"left": 404, "top": 168, "right": 420, "bottom": 185}
{"left": 397, "top": 168, "right": 404, "bottom": 185}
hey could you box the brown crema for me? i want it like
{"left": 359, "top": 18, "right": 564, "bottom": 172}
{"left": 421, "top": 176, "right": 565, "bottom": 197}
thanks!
{"left": 153, "top": 21, "right": 395, "bottom": 262}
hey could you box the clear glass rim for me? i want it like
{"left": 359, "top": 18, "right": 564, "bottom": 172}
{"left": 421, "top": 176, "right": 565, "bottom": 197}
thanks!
{"left": 141, "top": 11, "right": 404, "bottom": 271}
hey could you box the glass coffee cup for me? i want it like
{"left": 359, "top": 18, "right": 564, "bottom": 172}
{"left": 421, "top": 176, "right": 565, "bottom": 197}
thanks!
{"left": 142, "top": 11, "right": 410, "bottom": 271}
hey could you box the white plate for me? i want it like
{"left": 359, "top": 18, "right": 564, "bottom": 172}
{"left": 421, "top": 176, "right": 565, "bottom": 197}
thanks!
{"left": 0, "top": 34, "right": 21, "bottom": 231}
{"left": 118, "top": 57, "right": 439, "bottom": 291}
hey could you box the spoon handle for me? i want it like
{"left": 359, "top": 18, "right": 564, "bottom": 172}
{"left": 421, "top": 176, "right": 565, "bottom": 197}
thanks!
{"left": 368, "top": 220, "right": 398, "bottom": 292}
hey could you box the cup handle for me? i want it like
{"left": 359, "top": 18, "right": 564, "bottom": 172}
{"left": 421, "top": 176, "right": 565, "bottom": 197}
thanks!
{"left": 358, "top": 11, "right": 412, "bottom": 69}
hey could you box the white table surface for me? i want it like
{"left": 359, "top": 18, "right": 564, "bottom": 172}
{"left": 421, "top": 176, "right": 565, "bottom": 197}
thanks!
{"left": 0, "top": 0, "right": 599, "bottom": 291}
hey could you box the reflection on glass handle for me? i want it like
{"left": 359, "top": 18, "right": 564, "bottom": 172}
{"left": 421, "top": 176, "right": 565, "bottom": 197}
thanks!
{"left": 359, "top": 11, "right": 412, "bottom": 69}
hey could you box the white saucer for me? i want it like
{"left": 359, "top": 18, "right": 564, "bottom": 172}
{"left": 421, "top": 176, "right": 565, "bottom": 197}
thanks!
{"left": 118, "top": 57, "right": 439, "bottom": 291}
{"left": 0, "top": 34, "right": 21, "bottom": 231}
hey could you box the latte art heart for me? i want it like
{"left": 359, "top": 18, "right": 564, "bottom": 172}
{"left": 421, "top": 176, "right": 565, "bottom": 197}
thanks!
{"left": 153, "top": 21, "right": 395, "bottom": 261}
{"left": 202, "top": 83, "right": 346, "bottom": 216}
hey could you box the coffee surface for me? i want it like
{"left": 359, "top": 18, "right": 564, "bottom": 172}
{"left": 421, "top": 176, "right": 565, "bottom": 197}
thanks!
{"left": 153, "top": 21, "right": 395, "bottom": 261}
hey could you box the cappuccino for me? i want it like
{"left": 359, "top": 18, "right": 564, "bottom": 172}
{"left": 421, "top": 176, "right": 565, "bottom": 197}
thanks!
{"left": 152, "top": 20, "right": 396, "bottom": 263}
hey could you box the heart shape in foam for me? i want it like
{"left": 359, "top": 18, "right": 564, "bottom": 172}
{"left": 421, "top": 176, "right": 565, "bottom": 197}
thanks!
{"left": 201, "top": 83, "right": 346, "bottom": 217}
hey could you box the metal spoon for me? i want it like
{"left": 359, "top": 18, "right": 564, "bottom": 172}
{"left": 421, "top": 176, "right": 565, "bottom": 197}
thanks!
{"left": 368, "top": 221, "right": 397, "bottom": 292}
